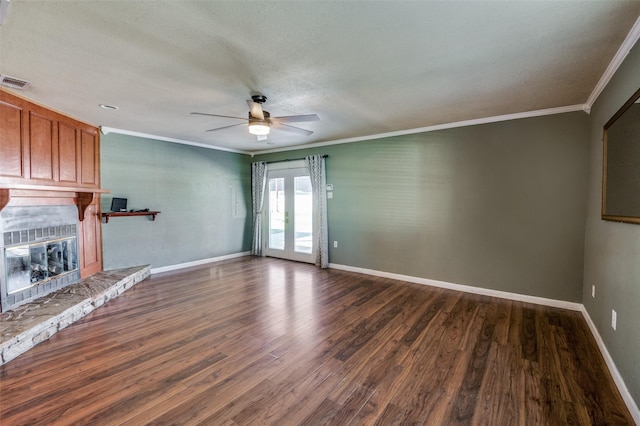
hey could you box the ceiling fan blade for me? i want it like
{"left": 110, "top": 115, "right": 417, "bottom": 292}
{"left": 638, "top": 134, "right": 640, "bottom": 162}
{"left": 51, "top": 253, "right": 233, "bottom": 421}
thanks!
{"left": 270, "top": 114, "right": 320, "bottom": 124}
{"left": 191, "top": 112, "right": 247, "bottom": 120}
{"left": 246, "top": 100, "right": 264, "bottom": 120}
{"left": 272, "top": 122, "right": 313, "bottom": 136}
{"left": 205, "top": 123, "right": 247, "bottom": 132}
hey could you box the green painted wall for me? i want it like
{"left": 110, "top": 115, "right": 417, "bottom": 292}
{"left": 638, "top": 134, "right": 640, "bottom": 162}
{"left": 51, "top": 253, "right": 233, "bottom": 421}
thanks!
{"left": 100, "top": 133, "right": 252, "bottom": 270}
{"left": 256, "top": 111, "right": 589, "bottom": 302}
{"left": 583, "top": 40, "right": 640, "bottom": 404}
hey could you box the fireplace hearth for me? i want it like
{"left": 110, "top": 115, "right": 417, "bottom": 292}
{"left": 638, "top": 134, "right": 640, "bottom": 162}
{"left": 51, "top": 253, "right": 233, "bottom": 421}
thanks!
{"left": 1, "top": 206, "right": 80, "bottom": 312}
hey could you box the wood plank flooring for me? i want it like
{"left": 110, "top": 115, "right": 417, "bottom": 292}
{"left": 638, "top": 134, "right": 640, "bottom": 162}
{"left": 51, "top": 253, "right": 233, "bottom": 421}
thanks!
{"left": 0, "top": 257, "right": 634, "bottom": 425}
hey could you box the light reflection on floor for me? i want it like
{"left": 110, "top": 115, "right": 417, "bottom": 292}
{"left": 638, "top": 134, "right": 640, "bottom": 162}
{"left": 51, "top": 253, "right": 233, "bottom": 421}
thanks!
{"left": 266, "top": 265, "right": 317, "bottom": 340}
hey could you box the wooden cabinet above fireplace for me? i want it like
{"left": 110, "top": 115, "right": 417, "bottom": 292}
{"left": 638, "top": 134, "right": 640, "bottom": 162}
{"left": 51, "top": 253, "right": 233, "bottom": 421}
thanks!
{"left": 0, "top": 89, "right": 100, "bottom": 189}
{"left": 0, "top": 88, "right": 105, "bottom": 278}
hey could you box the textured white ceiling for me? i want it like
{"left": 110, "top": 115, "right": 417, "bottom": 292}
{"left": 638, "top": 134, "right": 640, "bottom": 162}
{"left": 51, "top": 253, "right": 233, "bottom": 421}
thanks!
{"left": 1, "top": 1, "right": 639, "bottom": 153}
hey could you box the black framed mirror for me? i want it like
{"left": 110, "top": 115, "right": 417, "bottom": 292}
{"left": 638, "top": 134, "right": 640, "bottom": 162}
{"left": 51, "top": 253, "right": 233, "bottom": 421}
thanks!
{"left": 602, "top": 87, "right": 640, "bottom": 224}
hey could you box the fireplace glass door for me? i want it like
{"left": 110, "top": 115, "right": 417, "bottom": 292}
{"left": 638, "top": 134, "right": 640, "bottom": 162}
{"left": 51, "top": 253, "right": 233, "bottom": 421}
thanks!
{"left": 1, "top": 205, "right": 81, "bottom": 312}
{"left": 4, "top": 237, "right": 78, "bottom": 294}
{"left": 5, "top": 246, "right": 31, "bottom": 294}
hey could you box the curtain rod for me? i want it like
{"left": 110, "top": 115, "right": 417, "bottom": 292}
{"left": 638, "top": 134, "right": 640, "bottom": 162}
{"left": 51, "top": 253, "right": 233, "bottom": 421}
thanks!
{"left": 265, "top": 154, "right": 328, "bottom": 164}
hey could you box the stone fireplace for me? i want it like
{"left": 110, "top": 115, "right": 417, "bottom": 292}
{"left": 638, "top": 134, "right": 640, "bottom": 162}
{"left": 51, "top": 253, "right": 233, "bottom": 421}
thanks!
{"left": 0, "top": 205, "right": 81, "bottom": 312}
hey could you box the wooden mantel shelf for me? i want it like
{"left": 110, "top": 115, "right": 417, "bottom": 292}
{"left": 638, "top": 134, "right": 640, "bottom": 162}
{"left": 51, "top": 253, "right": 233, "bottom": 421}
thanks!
{"left": 102, "top": 211, "right": 161, "bottom": 223}
{"left": 0, "top": 183, "right": 109, "bottom": 193}
{"left": 0, "top": 186, "right": 110, "bottom": 221}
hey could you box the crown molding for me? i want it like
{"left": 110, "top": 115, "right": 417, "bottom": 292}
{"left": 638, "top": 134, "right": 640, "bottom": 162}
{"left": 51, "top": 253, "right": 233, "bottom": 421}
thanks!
{"left": 585, "top": 15, "right": 640, "bottom": 112}
{"left": 252, "top": 104, "right": 586, "bottom": 155}
{"left": 102, "top": 103, "right": 586, "bottom": 157}
{"left": 100, "top": 126, "right": 251, "bottom": 155}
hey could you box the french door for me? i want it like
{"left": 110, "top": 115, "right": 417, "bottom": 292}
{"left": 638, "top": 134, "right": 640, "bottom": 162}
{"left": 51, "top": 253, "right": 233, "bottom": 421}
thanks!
{"left": 264, "top": 167, "right": 314, "bottom": 263}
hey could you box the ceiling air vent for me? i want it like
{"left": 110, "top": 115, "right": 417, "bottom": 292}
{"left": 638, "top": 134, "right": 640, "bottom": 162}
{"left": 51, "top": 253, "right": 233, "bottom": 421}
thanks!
{"left": 0, "top": 75, "right": 31, "bottom": 90}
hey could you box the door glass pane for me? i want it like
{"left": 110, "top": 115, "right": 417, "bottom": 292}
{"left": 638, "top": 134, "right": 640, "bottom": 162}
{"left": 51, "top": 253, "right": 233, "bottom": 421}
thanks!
{"left": 268, "top": 177, "right": 285, "bottom": 250}
{"left": 294, "top": 176, "right": 313, "bottom": 254}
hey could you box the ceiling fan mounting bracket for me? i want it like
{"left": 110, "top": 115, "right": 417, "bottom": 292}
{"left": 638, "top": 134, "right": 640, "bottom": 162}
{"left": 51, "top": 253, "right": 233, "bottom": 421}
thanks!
{"left": 251, "top": 95, "right": 267, "bottom": 104}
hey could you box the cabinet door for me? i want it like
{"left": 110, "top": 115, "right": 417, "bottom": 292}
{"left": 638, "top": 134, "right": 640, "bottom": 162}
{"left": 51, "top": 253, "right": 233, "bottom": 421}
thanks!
{"left": 79, "top": 198, "right": 103, "bottom": 278}
{"left": 58, "top": 123, "right": 80, "bottom": 183}
{"left": 29, "top": 111, "right": 57, "bottom": 181}
{"left": 0, "top": 100, "right": 27, "bottom": 179}
{"left": 80, "top": 130, "right": 99, "bottom": 186}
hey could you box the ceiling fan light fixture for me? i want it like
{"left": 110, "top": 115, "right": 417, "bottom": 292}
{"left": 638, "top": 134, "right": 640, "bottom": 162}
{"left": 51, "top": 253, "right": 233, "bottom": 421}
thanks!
{"left": 194, "top": 95, "right": 318, "bottom": 139}
{"left": 248, "top": 122, "right": 270, "bottom": 136}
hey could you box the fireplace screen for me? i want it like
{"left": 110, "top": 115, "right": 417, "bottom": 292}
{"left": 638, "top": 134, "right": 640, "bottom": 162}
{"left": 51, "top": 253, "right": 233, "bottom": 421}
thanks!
{"left": 1, "top": 206, "right": 81, "bottom": 312}
{"left": 5, "top": 237, "right": 78, "bottom": 294}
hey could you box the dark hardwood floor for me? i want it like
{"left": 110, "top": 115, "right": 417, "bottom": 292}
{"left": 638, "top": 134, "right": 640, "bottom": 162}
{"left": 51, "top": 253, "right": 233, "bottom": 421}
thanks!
{"left": 0, "top": 257, "right": 633, "bottom": 425}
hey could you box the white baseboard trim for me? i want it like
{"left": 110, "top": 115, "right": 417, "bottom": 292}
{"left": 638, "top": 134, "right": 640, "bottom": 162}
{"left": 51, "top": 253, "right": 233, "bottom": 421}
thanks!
{"left": 328, "top": 263, "right": 582, "bottom": 311}
{"left": 580, "top": 306, "right": 640, "bottom": 424}
{"left": 151, "top": 251, "right": 251, "bottom": 274}
{"left": 329, "top": 262, "right": 639, "bottom": 420}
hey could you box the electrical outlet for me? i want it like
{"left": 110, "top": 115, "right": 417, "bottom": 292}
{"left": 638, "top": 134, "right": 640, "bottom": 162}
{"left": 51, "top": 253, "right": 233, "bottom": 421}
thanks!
{"left": 592, "top": 285, "right": 596, "bottom": 298}
{"left": 333, "top": 241, "right": 338, "bottom": 248}
{"left": 612, "top": 309, "right": 617, "bottom": 331}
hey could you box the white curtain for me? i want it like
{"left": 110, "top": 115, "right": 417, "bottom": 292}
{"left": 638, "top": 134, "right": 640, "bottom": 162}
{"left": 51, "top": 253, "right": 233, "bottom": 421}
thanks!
{"left": 305, "top": 155, "right": 329, "bottom": 268}
{"left": 251, "top": 161, "right": 267, "bottom": 256}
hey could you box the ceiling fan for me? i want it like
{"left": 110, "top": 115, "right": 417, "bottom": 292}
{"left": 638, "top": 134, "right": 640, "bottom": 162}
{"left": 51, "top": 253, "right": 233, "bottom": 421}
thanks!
{"left": 192, "top": 95, "right": 319, "bottom": 141}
